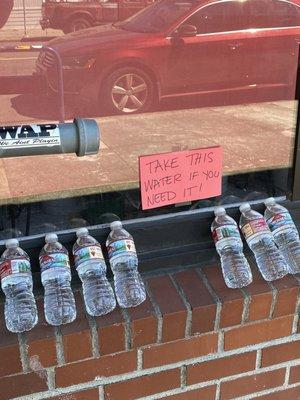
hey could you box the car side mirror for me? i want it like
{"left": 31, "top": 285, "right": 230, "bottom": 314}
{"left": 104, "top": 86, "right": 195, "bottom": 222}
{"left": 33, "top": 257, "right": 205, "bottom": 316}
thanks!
{"left": 176, "top": 24, "right": 197, "bottom": 38}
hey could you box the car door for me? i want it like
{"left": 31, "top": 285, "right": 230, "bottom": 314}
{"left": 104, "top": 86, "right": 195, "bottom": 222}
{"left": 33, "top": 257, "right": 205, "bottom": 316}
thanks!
{"left": 242, "top": 0, "right": 300, "bottom": 93}
{"left": 163, "top": 0, "right": 249, "bottom": 95}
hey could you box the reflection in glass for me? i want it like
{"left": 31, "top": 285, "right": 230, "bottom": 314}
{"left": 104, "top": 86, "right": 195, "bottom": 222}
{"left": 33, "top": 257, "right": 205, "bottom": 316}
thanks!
{"left": 0, "top": 0, "right": 299, "bottom": 231}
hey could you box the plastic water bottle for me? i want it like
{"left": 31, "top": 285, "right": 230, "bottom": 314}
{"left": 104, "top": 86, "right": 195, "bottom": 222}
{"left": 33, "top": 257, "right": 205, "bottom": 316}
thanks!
{"left": 106, "top": 221, "right": 146, "bottom": 308}
{"left": 39, "top": 234, "right": 76, "bottom": 326}
{"left": 211, "top": 207, "right": 253, "bottom": 288}
{"left": 0, "top": 239, "right": 38, "bottom": 333}
{"left": 239, "top": 203, "right": 288, "bottom": 281}
{"left": 264, "top": 198, "right": 300, "bottom": 274}
{"left": 73, "top": 228, "right": 116, "bottom": 316}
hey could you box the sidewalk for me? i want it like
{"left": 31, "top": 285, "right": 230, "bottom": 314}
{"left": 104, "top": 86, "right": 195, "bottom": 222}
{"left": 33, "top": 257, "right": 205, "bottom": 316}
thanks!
{"left": 0, "top": 27, "right": 61, "bottom": 43}
{"left": 0, "top": 100, "right": 296, "bottom": 205}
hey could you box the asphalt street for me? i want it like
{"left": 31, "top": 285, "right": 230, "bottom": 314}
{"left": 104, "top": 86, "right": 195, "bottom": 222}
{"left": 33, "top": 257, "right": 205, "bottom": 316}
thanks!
{"left": 0, "top": 51, "right": 37, "bottom": 76}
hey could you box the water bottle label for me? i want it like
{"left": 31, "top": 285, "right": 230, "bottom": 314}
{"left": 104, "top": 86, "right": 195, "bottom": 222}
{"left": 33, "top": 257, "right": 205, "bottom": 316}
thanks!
{"left": 241, "top": 218, "right": 269, "bottom": 240}
{"left": 212, "top": 225, "right": 240, "bottom": 243}
{"left": 0, "top": 258, "right": 31, "bottom": 280}
{"left": 74, "top": 245, "right": 104, "bottom": 268}
{"left": 108, "top": 239, "right": 136, "bottom": 262}
{"left": 39, "top": 253, "right": 70, "bottom": 274}
{"left": 266, "top": 212, "right": 294, "bottom": 233}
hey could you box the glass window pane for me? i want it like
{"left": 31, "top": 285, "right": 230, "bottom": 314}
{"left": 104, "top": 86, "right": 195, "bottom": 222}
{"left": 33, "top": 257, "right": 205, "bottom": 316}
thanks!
{"left": 248, "top": 0, "right": 300, "bottom": 28}
{"left": 186, "top": 1, "right": 247, "bottom": 34}
{"left": 0, "top": 0, "right": 298, "bottom": 238}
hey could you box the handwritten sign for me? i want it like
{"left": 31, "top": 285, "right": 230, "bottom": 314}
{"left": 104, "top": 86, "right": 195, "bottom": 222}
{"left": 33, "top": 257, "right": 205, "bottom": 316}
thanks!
{"left": 139, "top": 146, "right": 223, "bottom": 210}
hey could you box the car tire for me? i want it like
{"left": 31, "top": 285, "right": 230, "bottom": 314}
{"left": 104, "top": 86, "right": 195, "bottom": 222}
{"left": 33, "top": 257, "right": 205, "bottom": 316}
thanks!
{"left": 64, "top": 17, "right": 92, "bottom": 33}
{"left": 100, "top": 67, "right": 156, "bottom": 115}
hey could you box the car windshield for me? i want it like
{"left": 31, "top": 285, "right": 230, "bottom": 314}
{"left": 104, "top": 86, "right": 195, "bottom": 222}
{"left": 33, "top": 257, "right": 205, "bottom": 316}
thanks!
{"left": 116, "top": 0, "right": 196, "bottom": 33}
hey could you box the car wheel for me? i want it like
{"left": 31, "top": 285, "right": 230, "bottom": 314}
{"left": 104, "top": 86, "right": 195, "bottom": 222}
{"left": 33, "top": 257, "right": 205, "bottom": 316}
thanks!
{"left": 65, "top": 17, "right": 92, "bottom": 33}
{"left": 101, "top": 67, "right": 156, "bottom": 115}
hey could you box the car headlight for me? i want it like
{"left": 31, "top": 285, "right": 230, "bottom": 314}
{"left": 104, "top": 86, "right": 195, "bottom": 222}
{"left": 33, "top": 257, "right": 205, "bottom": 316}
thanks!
{"left": 62, "top": 56, "right": 96, "bottom": 70}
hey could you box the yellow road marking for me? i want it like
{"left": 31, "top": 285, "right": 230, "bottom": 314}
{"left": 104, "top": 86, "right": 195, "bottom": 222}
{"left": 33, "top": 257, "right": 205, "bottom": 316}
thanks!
{"left": 0, "top": 57, "right": 37, "bottom": 61}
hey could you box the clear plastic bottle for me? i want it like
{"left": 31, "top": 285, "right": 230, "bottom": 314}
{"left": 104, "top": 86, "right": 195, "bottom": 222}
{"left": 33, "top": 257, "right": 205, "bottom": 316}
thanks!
{"left": 0, "top": 239, "right": 38, "bottom": 333}
{"left": 264, "top": 198, "right": 300, "bottom": 274}
{"left": 106, "top": 221, "right": 146, "bottom": 308}
{"left": 73, "top": 228, "right": 116, "bottom": 316}
{"left": 39, "top": 234, "right": 76, "bottom": 326}
{"left": 211, "top": 207, "right": 253, "bottom": 288}
{"left": 239, "top": 203, "right": 288, "bottom": 281}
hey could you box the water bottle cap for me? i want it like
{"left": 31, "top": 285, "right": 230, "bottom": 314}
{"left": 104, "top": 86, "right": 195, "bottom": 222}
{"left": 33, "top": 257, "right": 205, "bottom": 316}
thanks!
{"left": 45, "top": 233, "right": 58, "bottom": 243}
{"left": 5, "top": 238, "right": 19, "bottom": 249}
{"left": 214, "top": 207, "right": 226, "bottom": 216}
{"left": 239, "top": 203, "right": 251, "bottom": 213}
{"left": 76, "top": 227, "right": 89, "bottom": 237}
{"left": 264, "top": 197, "right": 276, "bottom": 206}
{"left": 110, "top": 220, "right": 122, "bottom": 230}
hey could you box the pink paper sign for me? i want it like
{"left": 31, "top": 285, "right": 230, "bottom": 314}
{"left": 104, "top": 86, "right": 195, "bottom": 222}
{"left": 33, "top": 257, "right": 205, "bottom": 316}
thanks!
{"left": 139, "top": 146, "right": 223, "bottom": 210}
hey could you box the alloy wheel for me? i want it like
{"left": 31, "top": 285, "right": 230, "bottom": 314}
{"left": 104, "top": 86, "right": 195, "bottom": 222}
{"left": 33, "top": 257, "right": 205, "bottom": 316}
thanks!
{"left": 111, "top": 73, "right": 148, "bottom": 113}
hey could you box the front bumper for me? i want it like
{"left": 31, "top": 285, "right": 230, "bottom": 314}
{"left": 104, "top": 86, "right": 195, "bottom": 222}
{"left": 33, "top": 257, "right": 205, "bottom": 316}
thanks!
{"left": 36, "top": 50, "right": 101, "bottom": 106}
{"left": 35, "top": 66, "right": 97, "bottom": 112}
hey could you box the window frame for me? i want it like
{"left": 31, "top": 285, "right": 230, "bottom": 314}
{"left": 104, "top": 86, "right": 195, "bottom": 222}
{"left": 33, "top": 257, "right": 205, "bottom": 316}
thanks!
{"left": 292, "top": 122, "right": 300, "bottom": 200}
{"left": 291, "top": 47, "right": 300, "bottom": 201}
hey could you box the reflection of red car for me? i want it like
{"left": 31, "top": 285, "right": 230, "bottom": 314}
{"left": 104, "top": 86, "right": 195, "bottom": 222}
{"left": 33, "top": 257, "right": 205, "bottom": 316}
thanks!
{"left": 36, "top": 0, "right": 300, "bottom": 115}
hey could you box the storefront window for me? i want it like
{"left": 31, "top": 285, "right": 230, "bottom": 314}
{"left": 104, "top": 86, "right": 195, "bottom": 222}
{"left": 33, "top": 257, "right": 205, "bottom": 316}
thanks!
{"left": 0, "top": 0, "right": 299, "bottom": 238}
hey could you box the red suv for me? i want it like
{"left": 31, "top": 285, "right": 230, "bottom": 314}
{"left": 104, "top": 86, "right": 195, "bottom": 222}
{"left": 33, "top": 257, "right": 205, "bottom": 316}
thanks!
{"left": 36, "top": 0, "right": 300, "bottom": 115}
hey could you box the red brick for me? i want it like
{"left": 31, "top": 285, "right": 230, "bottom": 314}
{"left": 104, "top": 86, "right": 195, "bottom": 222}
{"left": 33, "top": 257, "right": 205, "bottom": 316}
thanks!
{"left": 105, "top": 369, "right": 181, "bottom": 400}
{"left": 262, "top": 340, "right": 300, "bottom": 367}
{"left": 164, "top": 386, "right": 217, "bottom": 399}
{"left": 0, "top": 371, "right": 48, "bottom": 400}
{"left": 220, "top": 369, "right": 285, "bottom": 400}
{"left": 48, "top": 388, "right": 99, "bottom": 400}
{"left": 174, "top": 269, "right": 217, "bottom": 334}
{"left": 187, "top": 352, "right": 256, "bottom": 384}
{"left": 290, "top": 365, "right": 300, "bottom": 384}
{"left": 0, "top": 300, "right": 22, "bottom": 384}
{"left": 27, "top": 297, "right": 57, "bottom": 368}
{"left": 272, "top": 276, "right": 299, "bottom": 318}
{"left": 127, "top": 297, "right": 158, "bottom": 347}
{"left": 143, "top": 332, "right": 218, "bottom": 368}
{"left": 96, "top": 308, "right": 126, "bottom": 355}
{"left": 147, "top": 275, "right": 187, "bottom": 342}
{"left": 0, "top": 302, "right": 20, "bottom": 347}
{"left": 61, "top": 291, "right": 92, "bottom": 362}
{"left": 246, "top": 269, "right": 273, "bottom": 322}
{"left": 224, "top": 315, "right": 294, "bottom": 350}
{"left": 28, "top": 338, "right": 57, "bottom": 369}
{"left": 63, "top": 330, "right": 92, "bottom": 363}
{"left": 0, "top": 345, "right": 22, "bottom": 378}
{"left": 256, "top": 386, "right": 300, "bottom": 399}
{"left": 203, "top": 265, "right": 244, "bottom": 328}
{"left": 56, "top": 350, "right": 136, "bottom": 387}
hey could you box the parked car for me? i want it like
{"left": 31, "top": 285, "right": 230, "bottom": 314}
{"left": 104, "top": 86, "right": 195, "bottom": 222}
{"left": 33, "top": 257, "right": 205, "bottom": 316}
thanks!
{"left": 36, "top": 0, "right": 300, "bottom": 115}
{"left": 40, "top": 0, "right": 156, "bottom": 34}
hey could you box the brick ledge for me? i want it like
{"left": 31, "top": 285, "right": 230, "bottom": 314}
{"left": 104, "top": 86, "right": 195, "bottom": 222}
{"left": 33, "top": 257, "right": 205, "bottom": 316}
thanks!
{"left": 0, "top": 265, "right": 299, "bottom": 400}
